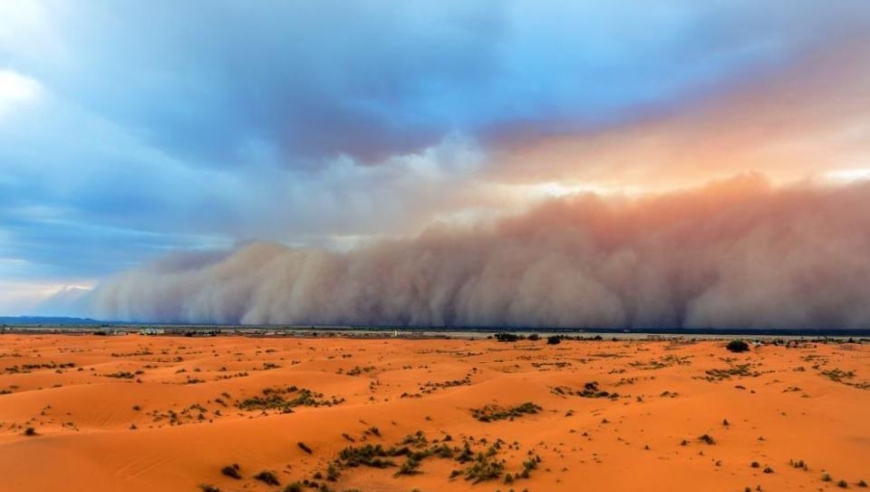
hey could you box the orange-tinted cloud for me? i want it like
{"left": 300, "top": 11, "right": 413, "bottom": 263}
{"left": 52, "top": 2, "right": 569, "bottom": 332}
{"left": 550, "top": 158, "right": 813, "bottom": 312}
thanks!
{"left": 488, "top": 33, "right": 870, "bottom": 191}
{"left": 90, "top": 175, "right": 870, "bottom": 329}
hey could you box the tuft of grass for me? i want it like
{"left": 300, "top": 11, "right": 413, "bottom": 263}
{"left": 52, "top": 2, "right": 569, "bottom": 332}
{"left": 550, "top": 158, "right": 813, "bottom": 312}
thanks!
{"left": 23, "top": 427, "right": 37, "bottom": 437}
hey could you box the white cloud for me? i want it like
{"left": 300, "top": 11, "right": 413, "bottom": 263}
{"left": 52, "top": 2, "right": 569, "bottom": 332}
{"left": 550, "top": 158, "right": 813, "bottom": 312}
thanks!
{"left": 0, "top": 70, "right": 41, "bottom": 118}
{"left": 825, "top": 168, "right": 870, "bottom": 184}
{"left": 0, "top": 280, "right": 75, "bottom": 316}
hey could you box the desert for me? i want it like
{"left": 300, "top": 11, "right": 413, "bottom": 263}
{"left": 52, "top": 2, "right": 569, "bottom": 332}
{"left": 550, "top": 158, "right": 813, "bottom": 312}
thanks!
{"left": 4, "top": 3, "right": 870, "bottom": 491}
{"left": 0, "top": 332, "right": 867, "bottom": 492}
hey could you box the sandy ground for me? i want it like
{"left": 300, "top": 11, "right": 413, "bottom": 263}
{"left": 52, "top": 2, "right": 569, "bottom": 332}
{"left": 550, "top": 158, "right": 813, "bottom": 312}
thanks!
{"left": 0, "top": 333, "right": 867, "bottom": 492}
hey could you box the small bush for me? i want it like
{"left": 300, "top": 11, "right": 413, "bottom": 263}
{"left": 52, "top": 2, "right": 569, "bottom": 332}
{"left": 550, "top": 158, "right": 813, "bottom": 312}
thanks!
{"left": 254, "top": 470, "right": 281, "bottom": 486}
{"left": 463, "top": 453, "right": 504, "bottom": 484}
{"left": 547, "top": 336, "right": 561, "bottom": 345}
{"left": 221, "top": 464, "right": 241, "bottom": 479}
{"left": 298, "top": 442, "right": 313, "bottom": 454}
{"left": 726, "top": 340, "right": 750, "bottom": 353}
{"left": 283, "top": 483, "right": 304, "bottom": 492}
{"left": 698, "top": 434, "right": 716, "bottom": 445}
{"left": 337, "top": 444, "right": 399, "bottom": 468}
{"left": 394, "top": 457, "right": 421, "bottom": 477}
{"left": 326, "top": 463, "right": 340, "bottom": 481}
{"left": 105, "top": 371, "right": 136, "bottom": 379}
{"left": 199, "top": 485, "right": 221, "bottom": 492}
{"left": 23, "top": 427, "right": 37, "bottom": 437}
{"left": 472, "top": 402, "right": 542, "bottom": 422}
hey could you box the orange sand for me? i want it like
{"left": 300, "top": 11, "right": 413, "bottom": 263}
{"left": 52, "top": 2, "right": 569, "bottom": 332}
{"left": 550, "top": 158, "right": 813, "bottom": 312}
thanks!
{"left": 0, "top": 333, "right": 868, "bottom": 492}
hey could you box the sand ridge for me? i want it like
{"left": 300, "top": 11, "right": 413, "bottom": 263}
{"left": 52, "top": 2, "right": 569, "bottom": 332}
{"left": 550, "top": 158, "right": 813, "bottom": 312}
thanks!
{"left": 0, "top": 333, "right": 868, "bottom": 491}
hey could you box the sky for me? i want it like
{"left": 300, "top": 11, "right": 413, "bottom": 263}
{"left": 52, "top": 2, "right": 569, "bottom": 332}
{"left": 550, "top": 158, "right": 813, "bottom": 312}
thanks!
{"left": 1, "top": 1, "right": 869, "bottom": 325}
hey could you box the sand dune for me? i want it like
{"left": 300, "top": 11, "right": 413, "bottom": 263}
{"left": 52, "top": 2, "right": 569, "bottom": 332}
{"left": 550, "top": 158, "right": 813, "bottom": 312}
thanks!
{"left": 0, "top": 333, "right": 868, "bottom": 491}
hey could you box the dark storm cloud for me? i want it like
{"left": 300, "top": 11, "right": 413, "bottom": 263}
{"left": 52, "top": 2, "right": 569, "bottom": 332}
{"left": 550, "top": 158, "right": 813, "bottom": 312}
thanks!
{"left": 12, "top": 0, "right": 852, "bottom": 168}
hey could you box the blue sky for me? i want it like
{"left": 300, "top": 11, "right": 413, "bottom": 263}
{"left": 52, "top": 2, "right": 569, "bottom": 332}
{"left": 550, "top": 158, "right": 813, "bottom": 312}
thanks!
{"left": 1, "top": 0, "right": 868, "bottom": 315}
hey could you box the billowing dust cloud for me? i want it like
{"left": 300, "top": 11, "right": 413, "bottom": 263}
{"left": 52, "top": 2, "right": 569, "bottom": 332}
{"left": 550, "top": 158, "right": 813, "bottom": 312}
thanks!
{"left": 89, "top": 176, "right": 870, "bottom": 329}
